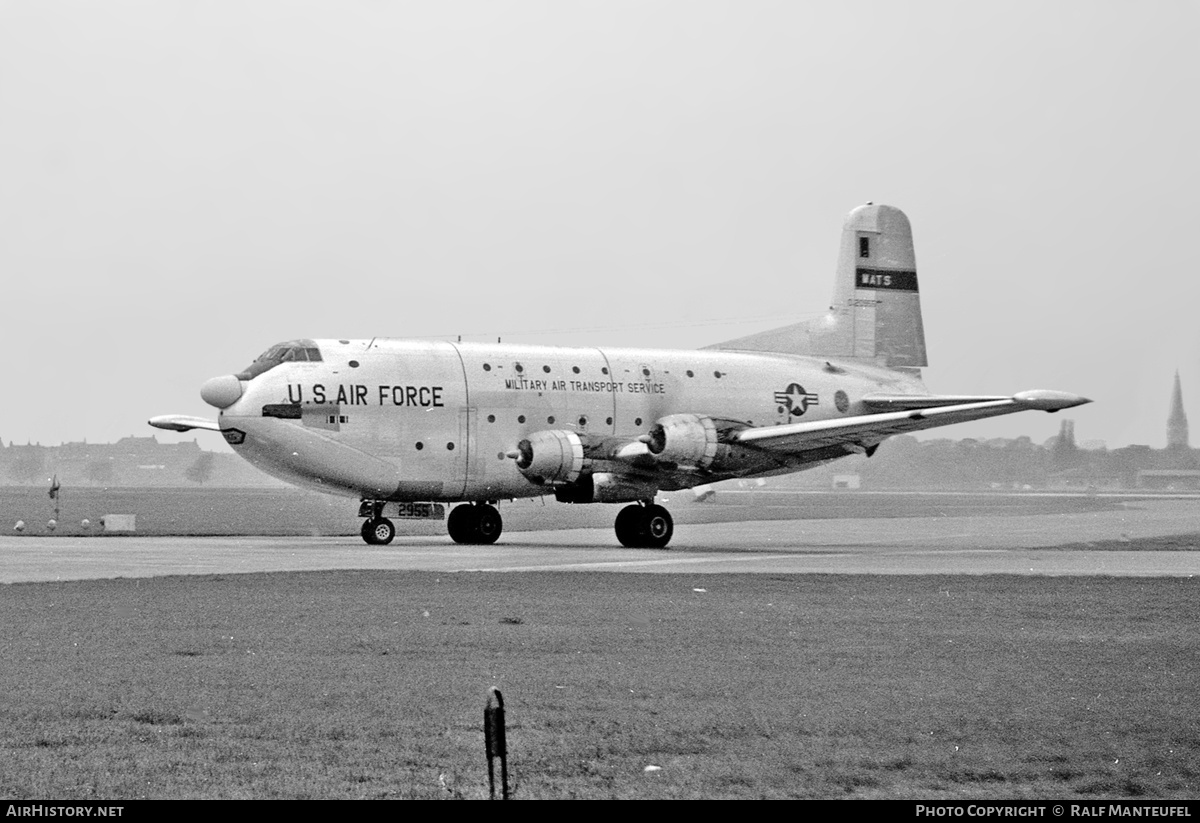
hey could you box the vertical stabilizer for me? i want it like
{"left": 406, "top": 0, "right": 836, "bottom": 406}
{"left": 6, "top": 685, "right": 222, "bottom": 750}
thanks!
{"left": 710, "top": 204, "right": 928, "bottom": 369}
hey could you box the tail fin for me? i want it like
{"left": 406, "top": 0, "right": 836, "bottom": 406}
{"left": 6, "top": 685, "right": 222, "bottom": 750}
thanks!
{"left": 709, "top": 203, "right": 928, "bottom": 369}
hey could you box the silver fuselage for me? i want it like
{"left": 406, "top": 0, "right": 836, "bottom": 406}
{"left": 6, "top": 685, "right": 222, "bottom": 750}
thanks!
{"left": 218, "top": 339, "right": 926, "bottom": 501}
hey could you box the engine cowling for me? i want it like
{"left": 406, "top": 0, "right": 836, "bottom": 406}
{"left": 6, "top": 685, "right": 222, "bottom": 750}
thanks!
{"left": 646, "top": 414, "right": 719, "bottom": 468}
{"left": 512, "top": 430, "right": 588, "bottom": 484}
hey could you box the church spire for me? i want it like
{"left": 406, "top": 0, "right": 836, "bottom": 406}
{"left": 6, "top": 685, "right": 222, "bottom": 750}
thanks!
{"left": 1167, "top": 369, "right": 1189, "bottom": 450}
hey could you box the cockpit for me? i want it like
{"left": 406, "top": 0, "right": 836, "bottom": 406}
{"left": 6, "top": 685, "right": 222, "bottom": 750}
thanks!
{"left": 236, "top": 339, "right": 323, "bottom": 380}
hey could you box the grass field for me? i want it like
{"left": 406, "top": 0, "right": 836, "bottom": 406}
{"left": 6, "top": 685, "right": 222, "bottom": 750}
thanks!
{"left": 1, "top": 570, "right": 1196, "bottom": 799}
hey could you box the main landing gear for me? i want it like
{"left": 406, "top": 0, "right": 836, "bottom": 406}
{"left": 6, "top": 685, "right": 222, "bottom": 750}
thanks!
{"left": 614, "top": 502, "right": 674, "bottom": 549}
{"left": 447, "top": 503, "right": 504, "bottom": 545}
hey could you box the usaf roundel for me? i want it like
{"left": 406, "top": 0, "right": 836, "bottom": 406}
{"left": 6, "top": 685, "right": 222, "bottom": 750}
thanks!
{"left": 774, "top": 383, "right": 819, "bottom": 417}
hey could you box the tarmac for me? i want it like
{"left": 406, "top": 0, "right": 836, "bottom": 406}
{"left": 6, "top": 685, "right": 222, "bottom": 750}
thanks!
{"left": 3, "top": 497, "right": 1198, "bottom": 583}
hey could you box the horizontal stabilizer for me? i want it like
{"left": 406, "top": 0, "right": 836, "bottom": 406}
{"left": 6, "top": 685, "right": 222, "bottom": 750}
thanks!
{"left": 148, "top": 415, "right": 223, "bottom": 433}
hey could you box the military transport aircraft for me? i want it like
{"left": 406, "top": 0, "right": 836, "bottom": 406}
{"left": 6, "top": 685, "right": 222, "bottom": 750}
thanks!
{"left": 150, "top": 204, "right": 1089, "bottom": 548}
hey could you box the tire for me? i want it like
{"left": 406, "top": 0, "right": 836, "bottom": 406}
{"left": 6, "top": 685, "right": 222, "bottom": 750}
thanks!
{"left": 447, "top": 504, "right": 479, "bottom": 544}
{"left": 474, "top": 505, "right": 503, "bottom": 545}
{"left": 362, "top": 517, "right": 395, "bottom": 545}
{"left": 641, "top": 504, "right": 673, "bottom": 549}
{"left": 614, "top": 504, "right": 644, "bottom": 548}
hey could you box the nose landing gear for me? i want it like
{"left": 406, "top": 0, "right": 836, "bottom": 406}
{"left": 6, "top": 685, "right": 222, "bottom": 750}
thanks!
{"left": 614, "top": 502, "right": 674, "bottom": 549}
{"left": 361, "top": 517, "right": 396, "bottom": 545}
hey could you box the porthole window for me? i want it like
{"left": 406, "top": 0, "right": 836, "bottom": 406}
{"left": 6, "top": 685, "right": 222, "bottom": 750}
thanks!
{"left": 447, "top": 442, "right": 455, "bottom": 450}
{"left": 572, "top": 366, "right": 580, "bottom": 374}
{"left": 635, "top": 417, "right": 642, "bottom": 426}
{"left": 578, "top": 416, "right": 587, "bottom": 427}
{"left": 349, "top": 360, "right": 360, "bottom": 368}
{"left": 687, "top": 370, "right": 694, "bottom": 377}
{"left": 483, "top": 363, "right": 491, "bottom": 371}
{"left": 515, "top": 363, "right": 524, "bottom": 373}
{"left": 415, "top": 442, "right": 424, "bottom": 450}
{"left": 601, "top": 367, "right": 609, "bottom": 375}
{"left": 606, "top": 417, "right": 613, "bottom": 425}
{"left": 714, "top": 371, "right": 722, "bottom": 379}
{"left": 487, "top": 414, "right": 496, "bottom": 423}
{"left": 518, "top": 415, "right": 526, "bottom": 424}
{"left": 642, "top": 367, "right": 650, "bottom": 377}
{"left": 543, "top": 365, "right": 551, "bottom": 373}
{"left": 547, "top": 416, "right": 555, "bottom": 424}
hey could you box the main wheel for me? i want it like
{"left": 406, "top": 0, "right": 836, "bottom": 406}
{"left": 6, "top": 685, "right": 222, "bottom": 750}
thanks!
{"left": 474, "top": 504, "right": 503, "bottom": 545}
{"left": 641, "top": 504, "right": 673, "bottom": 549}
{"left": 447, "top": 504, "right": 478, "bottom": 544}
{"left": 614, "top": 504, "right": 644, "bottom": 548}
{"left": 362, "top": 517, "right": 395, "bottom": 545}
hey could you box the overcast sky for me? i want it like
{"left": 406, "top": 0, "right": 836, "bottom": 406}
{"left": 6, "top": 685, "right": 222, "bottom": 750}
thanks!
{"left": 2, "top": 0, "right": 1197, "bottom": 454}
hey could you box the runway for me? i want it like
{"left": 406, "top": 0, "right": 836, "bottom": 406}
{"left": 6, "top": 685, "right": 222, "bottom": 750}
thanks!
{"left": 2, "top": 498, "right": 1197, "bottom": 582}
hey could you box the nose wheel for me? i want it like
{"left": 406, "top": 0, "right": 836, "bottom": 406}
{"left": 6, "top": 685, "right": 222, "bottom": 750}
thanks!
{"left": 447, "top": 503, "right": 504, "bottom": 545}
{"left": 615, "top": 503, "right": 673, "bottom": 549}
{"left": 361, "top": 517, "right": 396, "bottom": 545}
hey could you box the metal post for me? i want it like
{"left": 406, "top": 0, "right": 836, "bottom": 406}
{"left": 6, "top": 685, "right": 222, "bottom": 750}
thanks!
{"left": 484, "top": 687, "right": 508, "bottom": 799}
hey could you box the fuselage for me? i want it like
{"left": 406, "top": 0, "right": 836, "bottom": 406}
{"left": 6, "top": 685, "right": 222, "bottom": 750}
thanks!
{"left": 215, "top": 338, "right": 927, "bottom": 502}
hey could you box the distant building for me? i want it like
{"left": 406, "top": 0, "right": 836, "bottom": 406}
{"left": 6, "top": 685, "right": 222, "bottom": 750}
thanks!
{"left": 1164, "top": 370, "right": 1196, "bottom": 470}
{"left": 1167, "top": 370, "right": 1189, "bottom": 450}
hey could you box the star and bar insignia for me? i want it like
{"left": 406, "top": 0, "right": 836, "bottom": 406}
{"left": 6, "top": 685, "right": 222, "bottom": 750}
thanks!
{"left": 774, "top": 383, "right": 819, "bottom": 417}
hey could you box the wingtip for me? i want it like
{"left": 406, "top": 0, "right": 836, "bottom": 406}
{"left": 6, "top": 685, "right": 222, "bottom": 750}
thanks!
{"left": 1013, "top": 390, "right": 1092, "bottom": 412}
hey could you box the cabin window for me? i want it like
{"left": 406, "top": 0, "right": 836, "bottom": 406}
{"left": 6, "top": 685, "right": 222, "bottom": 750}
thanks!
{"left": 483, "top": 363, "right": 491, "bottom": 371}
{"left": 518, "top": 415, "right": 526, "bottom": 424}
{"left": 572, "top": 366, "right": 580, "bottom": 374}
{"left": 686, "top": 370, "right": 694, "bottom": 377}
{"left": 446, "top": 442, "right": 455, "bottom": 450}
{"left": 547, "top": 416, "right": 555, "bottom": 424}
{"left": 487, "top": 414, "right": 495, "bottom": 423}
{"left": 859, "top": 237, "right": 870, "bottom": 258}
{"left": 415, "top": 442, "right": 424, "bottom": 450}
{"left": 543, "top": 365, "right": 551, "bottom": 373}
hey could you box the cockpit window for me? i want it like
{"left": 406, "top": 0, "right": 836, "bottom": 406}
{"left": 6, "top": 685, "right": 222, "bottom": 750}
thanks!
{"left": 237, "top": 339, "right": 323, "bottom": 380}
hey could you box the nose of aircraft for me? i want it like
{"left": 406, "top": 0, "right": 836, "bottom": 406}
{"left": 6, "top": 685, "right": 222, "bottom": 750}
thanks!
{"left": 201, "top": 375, "right": 244, "bottom": 409}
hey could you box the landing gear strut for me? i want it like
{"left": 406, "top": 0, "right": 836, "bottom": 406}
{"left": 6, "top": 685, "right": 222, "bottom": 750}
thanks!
{"left": 614, "top": 502, "right": 674, "bottom": 549}
{"left": 447, "top": 503, "right": 504, "bottom": 545}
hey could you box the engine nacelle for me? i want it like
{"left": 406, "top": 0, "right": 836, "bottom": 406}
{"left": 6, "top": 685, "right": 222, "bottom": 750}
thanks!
{"left": 646, "top": 414, "right": 719, "bottom": 468}
{"left": 512, "top": 430, "right": 588, "bottom": 484}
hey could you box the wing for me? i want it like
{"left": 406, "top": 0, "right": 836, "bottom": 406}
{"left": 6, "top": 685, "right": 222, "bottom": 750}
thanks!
{"left": 735, "top": 390, "right": 1090, "bottom": 455}
{"left": 148, "top": 415, "right": 223, "bottom": 433}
